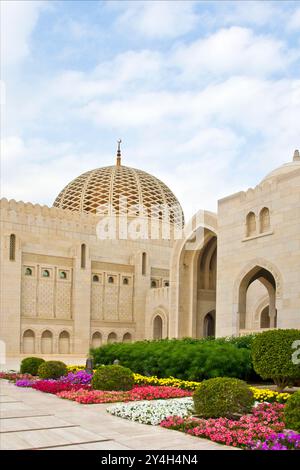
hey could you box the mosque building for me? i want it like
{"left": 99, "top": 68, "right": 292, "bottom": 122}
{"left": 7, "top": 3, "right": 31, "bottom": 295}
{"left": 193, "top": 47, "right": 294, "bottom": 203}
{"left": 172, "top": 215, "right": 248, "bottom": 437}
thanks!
{"left": 1, "top": 144, "right": 299, "bottom": 358}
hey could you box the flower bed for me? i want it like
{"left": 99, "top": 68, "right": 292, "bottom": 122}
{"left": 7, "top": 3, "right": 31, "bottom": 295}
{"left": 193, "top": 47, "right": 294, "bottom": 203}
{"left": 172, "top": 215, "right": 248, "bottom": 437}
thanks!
{"left": 160, "top": 403, "right": 296, "bottom": 449}
{"left": 107, "top": 397, "right": 194, "bottom": 425}
{"left": 32, "top": 380, "right": 90, "bottom": 394}
{"left": 0, "top": 372, "right": 34, "bottom": 382}
{"left": 251, "top": 431, "right": 300, "bottom": 450}
{"left": 57, "top": 385, "right": 192, "bottom": 404}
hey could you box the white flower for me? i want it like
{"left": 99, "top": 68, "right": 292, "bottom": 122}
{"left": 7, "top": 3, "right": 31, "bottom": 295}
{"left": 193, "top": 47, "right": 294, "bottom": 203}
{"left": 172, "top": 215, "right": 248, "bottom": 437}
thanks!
{"left": 107, "top": 397, "right": 194, "bottom": 425}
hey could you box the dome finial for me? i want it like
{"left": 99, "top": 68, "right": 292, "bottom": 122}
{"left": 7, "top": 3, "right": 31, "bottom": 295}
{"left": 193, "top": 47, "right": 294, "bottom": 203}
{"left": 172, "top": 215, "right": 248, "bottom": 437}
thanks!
{"left": 116, "top": 139, "right": 122, "bottom": 166}
{"left": 293, "top": 149, "right": 300, "bottom": 162}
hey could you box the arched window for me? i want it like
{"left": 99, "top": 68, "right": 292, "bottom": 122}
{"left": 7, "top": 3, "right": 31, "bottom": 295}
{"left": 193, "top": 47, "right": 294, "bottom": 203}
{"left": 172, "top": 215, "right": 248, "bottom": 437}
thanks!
{"left": 25, "top": 267, "right": 32, "bottom": 276}
{"left": 59, "top": 271, "right": 67, "bottom": 279}
{"left": 41, "top": 330, "right": 53, "bottom": 354}
{"left": 107, "top": 332, "right": 117, "bottom": 344}
{"left": 259, "top": 207, "right": 270, "bottom": 233}
{"left": 93, "top": 275, "right": 99, "bottom": 282}
{"left": 81, "top": 244, "right": 86, "bottom": 268}
{"left": 9, "top": 234, "right": 16, "bottom": 261}
{"left": 153, "top": 315, "right": 163, "bottom": 340}
{"left": 203, "top": 311, "right": 215, "bottom": 338}
{"left": 108, "top": 276, "right": 114, "bottom": 284}
{"left": 91, "top": 331, "right": 102, "bottom": 348}
{"left": 164, "top": 281, "right": 169, "bottom": 287}
{"left": 246, "top": 212, "right": 256, "bottom": 237}
{"left": 58, "top": 331, "right": 70, "bottom": 354}
{"left": 22, "top": 329, "right": 35, "bottom": 354}
{"left": 151, "top": 280, "right": 157, "bottom": 288}
{"left": 123, "top": 277, "right": 129, "bottom": 285}
{"left": 42, "top": 269, "right": 50, "bottom": 278}
{"left": 122, "top": 332, "right": 132, "bottom": 343}
{"left": 142, "top": 252, "right": 147, "bottom": 276}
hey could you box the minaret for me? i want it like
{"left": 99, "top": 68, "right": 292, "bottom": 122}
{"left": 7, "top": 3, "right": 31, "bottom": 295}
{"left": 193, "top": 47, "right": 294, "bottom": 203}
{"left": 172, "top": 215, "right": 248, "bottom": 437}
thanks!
{"left": 293, "top": 149, "right": 300, "bottom": 162}
{"left": 116, "top": 139, "right": 122, "bottom": 167}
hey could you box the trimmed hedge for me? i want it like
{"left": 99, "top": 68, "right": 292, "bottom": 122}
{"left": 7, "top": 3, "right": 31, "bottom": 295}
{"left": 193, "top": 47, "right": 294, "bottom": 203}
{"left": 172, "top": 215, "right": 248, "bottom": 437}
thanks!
{"left": 91, "top": 337, "right": 254, "bottom": 381}
{"left": 20, "top": 357, "right": 45, "bottom": 376}
{"left": 193, "top": 377, "right": 254, "bottom": 418}
{"left": 38, "top": 361, "right": 67, "bottom": 379}
{"left": 284, "top": 391, "right": 300, "bottom": 432}
{"left": 252, "top": 329, "right": 300, "bottom": 391}
{"left": 92, "top": 365, "right": 134, "bottom": 391}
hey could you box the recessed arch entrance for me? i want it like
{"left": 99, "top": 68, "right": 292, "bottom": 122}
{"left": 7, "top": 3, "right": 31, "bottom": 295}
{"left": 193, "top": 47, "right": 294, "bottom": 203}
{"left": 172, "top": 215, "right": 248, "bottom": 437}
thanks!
{"left": 236, "top": 261, "right": 281, "bottom": 333}
{"left": 169, "top": 210, "right": 218, "bottom": 339}
{"left": 203, "top": 310, "right": 216, "bottom": 337}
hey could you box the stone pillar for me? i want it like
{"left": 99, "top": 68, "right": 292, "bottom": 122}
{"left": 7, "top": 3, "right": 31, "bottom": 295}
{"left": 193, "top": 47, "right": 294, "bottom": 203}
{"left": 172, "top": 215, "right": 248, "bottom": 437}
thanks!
{"left": 72, "top": 244, "right": 91, "bottom": 355}
{"left": 0, "top": 233, "right": 22, "bottom": 356}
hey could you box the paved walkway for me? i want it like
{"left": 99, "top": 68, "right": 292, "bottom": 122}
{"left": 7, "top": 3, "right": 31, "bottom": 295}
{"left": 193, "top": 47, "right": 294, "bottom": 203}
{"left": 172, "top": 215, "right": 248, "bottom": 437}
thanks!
{"left": 0, "top": 380, "right": 234, "bottom": 450}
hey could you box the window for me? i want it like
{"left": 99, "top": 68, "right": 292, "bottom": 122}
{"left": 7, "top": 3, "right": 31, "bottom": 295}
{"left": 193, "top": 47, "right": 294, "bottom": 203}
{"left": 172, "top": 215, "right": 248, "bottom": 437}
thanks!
{"left": 246, "top": 212, "right": 256, "bottom": 237}
{"left": 142, "top": 252, "right": 147, "bottom": 276}
{"left": 123, "top": 277, "right": 129, "bottom": 285}
{"left": 59, "top": 271, "right": 67, "bottom": 279}
{"left": 42, "top": 269, "right": 50, "bottom": 278}
{"left": 93, "top": 274, "right": 99, "bottom": 282}
{"left": 164, "top": 281, "right": 169, "bottom": 287}
{"left": 25, "top": 267, "right": 32, "bottom": 276}
{"left": 108, "top": 276, "right": 114, "bottom": 284}
{"left": 260, "top": 207, "right": 270, "bottom": 233}
{"left": 151, "top": 280, "right": 157, "bottom": 288}
{"left": 81, "top": 243, "right": 86, "bottom": 268}
{"left": 9, "top": 234, "right": 16, "bottom": 261}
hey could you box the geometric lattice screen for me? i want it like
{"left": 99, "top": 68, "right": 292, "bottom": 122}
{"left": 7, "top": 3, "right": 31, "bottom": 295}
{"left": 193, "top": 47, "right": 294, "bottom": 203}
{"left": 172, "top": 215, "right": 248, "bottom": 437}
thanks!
{"left": 53, "top": 164, "right": 184, "bottom": 226}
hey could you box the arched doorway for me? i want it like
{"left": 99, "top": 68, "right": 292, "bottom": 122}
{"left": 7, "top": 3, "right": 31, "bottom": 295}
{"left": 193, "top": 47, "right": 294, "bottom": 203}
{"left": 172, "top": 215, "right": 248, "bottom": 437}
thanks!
{"left": 58, "top": 331, "right": 70, "bottom": 354}
{"left": 153, "top": 315, "right": 163, "bottom": 340}
{"left": 41, "top": 330, "right": 53, "bottom": 354}
{"left": 169, "top": 210, "right": 218, "bottom": 339}
{"left": 107, "top": 332, "right": 117, "bottom": 344}
{"left": 23, "top": 330, "right": 35, "bottom": 354}
{"left": 203, "top": 311, "right": 215, "bottom": 337}
{"left": 122, "top": 332, "right": 132, "bottom": 343}
{"left": 91, "top": 332, "right": 102, "bottom": 348}
{"left": 238, "top": 265, "right": 277, "bottom": 331}
{"left": 260, "top": 306, "right": 270, "bottom": 328}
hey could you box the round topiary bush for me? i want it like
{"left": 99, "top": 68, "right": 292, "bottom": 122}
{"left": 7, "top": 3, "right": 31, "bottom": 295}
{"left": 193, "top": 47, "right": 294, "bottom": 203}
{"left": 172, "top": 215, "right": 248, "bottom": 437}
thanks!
{"left": 252, "top": 329, "right": 300, "bottom": 391}
{"left": 193, "top": 377, "right": 254, "bottom": 419}
{"left": 20, "top": 357, "right": 45, "bottom": 375}
{"left": 284, "top": 391, "right": 300, "bottom": 432}
{"left": 37, "top": 361, "right": 67, "bottom": 379}
{"left": 92, "top": 365, "right": 134, "bottom": 391}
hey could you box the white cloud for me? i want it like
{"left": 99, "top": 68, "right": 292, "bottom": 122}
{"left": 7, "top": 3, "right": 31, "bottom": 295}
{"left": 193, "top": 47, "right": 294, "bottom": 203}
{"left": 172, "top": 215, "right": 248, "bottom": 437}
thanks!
{"left": 287, "top": 7, "right": 300, "bottom": 31}
{"left": 0, "top": 0, "right": 46, "bottom": 68}
{"left": 173, "top": 27, "right": 297, "bottom": 79}
{"left": 112, "top": 0, "right": 198, "bottom": 38}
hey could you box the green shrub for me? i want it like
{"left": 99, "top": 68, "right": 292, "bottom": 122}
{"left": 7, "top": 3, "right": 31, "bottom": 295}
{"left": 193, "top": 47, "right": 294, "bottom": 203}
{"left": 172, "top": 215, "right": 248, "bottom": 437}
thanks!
{"left": 20, "top": 357, "right": 45, "bottom": 375}
{"left": 284, "top": 391, "right": 300, "bottom": 432}
{"left": 193, "top": 377, "right": 254, "bottom": 418}
{"left": 252, "top": 329, "right": 300, "bottom": 391}
{"left": 37, "top": 360, "right": 67, "bottom": 379}
{"left": 92, "top": 365, "right": 134, "bottom": 391}
{"left": 91, "top": 338, "right": 253, "bottom": 381}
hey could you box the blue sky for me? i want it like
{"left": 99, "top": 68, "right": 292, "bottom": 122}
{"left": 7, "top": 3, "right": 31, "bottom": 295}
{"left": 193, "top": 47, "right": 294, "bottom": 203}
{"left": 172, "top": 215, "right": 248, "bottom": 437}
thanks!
{"left": 1, "top": 0, "right": 300, "bottom": 219}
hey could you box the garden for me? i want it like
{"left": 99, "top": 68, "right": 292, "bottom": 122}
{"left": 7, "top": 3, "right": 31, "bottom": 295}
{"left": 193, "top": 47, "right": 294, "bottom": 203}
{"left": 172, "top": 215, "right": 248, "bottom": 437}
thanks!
{"left": 1, "top": 329, "right": 300, "bottom": 450}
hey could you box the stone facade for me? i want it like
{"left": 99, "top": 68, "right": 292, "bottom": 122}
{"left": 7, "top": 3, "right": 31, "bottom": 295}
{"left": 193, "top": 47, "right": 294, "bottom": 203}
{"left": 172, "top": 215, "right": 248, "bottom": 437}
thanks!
{"left": 1, "top": 150, "right": 299, "bottom": 358}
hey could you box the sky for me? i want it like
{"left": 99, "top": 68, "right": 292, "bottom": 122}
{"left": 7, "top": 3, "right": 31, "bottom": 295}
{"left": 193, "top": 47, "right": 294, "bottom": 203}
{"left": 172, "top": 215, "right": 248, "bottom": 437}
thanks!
{"left": 1, "top": 0, "right": 300, "bottom": 220}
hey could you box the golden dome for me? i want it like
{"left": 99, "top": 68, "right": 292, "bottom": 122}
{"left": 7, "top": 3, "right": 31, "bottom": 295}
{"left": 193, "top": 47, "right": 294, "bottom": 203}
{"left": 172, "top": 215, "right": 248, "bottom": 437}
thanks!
{"left": 53, "top": 162, "right": 184, "bottom": 226}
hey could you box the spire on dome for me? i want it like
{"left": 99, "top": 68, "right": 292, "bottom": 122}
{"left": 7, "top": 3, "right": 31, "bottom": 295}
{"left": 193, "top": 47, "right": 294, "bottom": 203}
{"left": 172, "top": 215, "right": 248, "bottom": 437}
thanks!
{"left": 116, "top": 139, "right": 122, "bottom": 166}
{"left": 293, "top": 149, "right": 300, "bottom": 162}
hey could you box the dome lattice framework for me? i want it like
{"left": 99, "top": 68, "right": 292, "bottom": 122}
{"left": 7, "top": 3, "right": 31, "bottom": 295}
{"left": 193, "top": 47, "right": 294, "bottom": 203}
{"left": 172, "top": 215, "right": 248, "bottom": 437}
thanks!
{"left": 53, "top": 163, "right": 184, "bottom": 226}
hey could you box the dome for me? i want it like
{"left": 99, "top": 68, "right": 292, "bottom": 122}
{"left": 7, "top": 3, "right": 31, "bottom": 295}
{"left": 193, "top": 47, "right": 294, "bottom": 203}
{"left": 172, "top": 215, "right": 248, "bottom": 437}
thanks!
{"left": 261, "top": 150, "right": 300, "bottom": 183}
{"left": 53, "top": 149, "right": 184, "bottom": 227}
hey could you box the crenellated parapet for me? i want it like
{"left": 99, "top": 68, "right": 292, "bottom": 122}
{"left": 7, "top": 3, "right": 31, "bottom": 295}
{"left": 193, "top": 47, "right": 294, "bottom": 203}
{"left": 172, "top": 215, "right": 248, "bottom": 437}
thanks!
{"left": 0, "top": 198, "right": 99, "bottom": 235}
